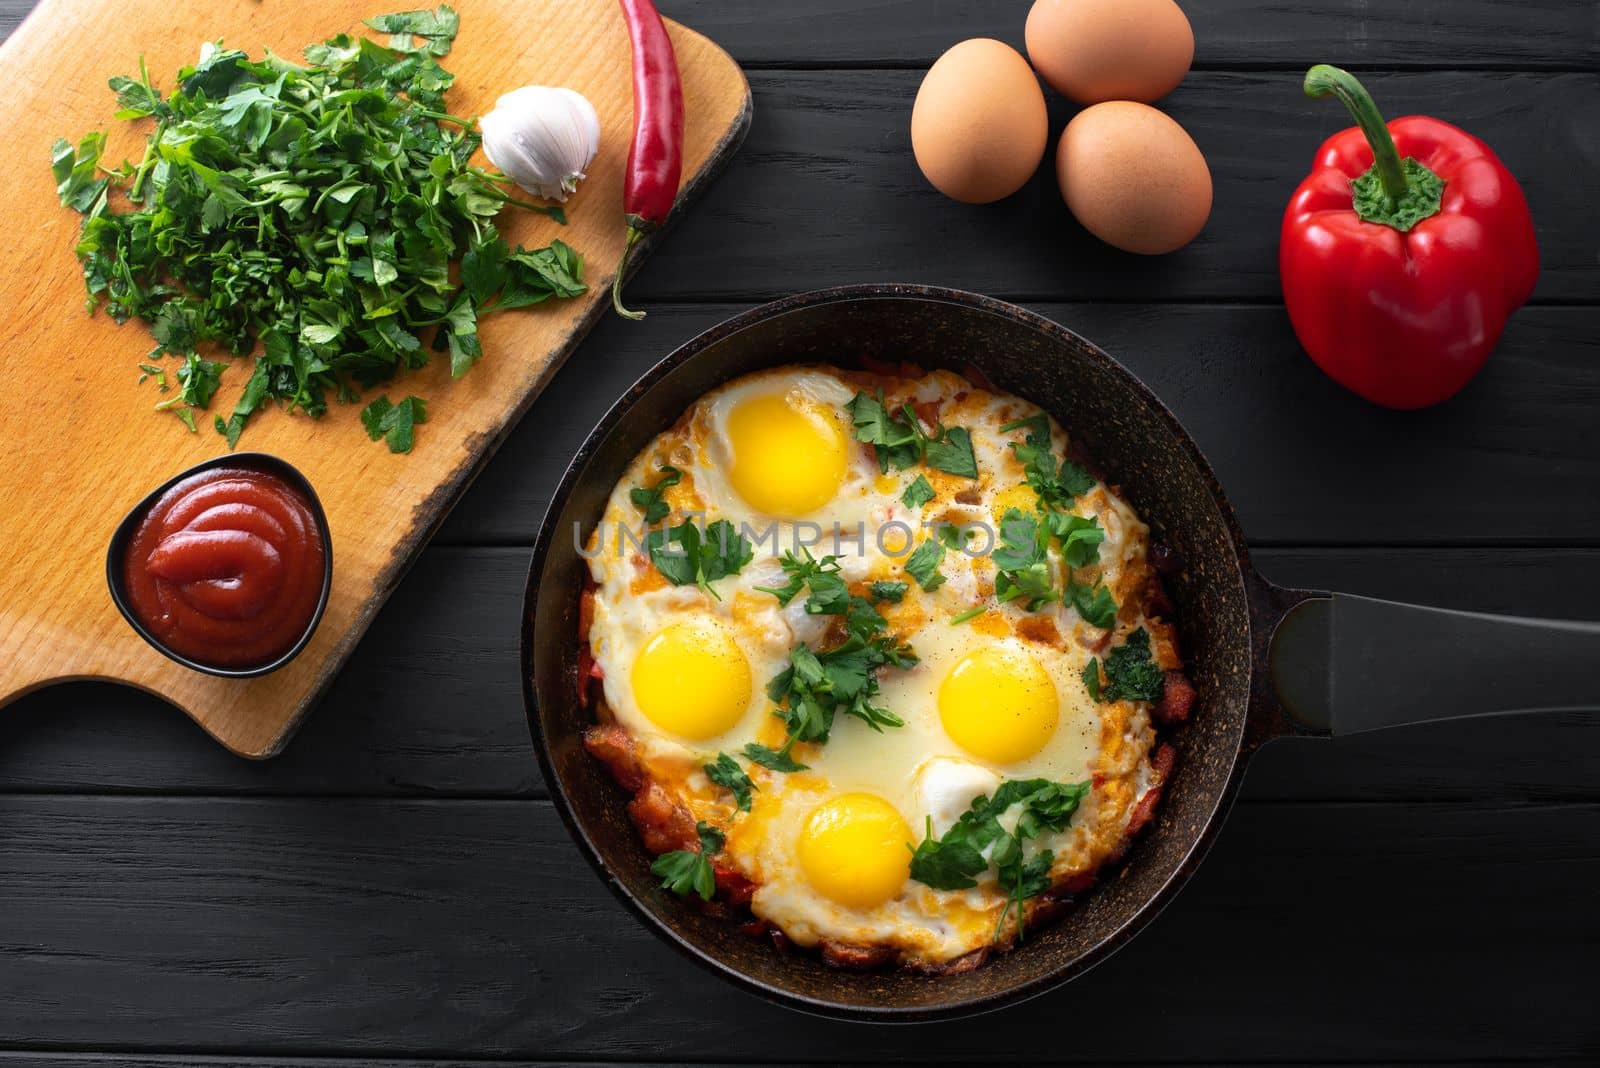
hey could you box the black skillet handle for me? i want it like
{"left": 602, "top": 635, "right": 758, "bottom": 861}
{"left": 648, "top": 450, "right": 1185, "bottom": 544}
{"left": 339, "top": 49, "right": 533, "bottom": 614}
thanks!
{"left": 1251, "top": 573, "right": 1600, "bottom": 739}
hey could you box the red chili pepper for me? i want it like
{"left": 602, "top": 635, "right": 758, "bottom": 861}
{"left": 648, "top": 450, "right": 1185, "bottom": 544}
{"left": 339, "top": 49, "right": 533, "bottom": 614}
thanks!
{"left": 1280, "top": 65, "right": 1538, "bottom": 409}
{"left": 613, "top": 0, "right": 684, "bottom": 320}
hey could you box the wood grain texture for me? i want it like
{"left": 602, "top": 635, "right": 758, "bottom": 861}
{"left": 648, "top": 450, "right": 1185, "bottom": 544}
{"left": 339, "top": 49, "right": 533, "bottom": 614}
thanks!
{"left": 434, "top": 304, "right": 1600, "bottom": 546}
{"left": 656, "top": 0, "right": 1600, "bottom": 69}
{"left": 624, "top": 69, "right": 1600, "bottom": 303}
{"left": 0, "top": 796, "right": 1594, "bottom": 1061}
{"left": 1, "top": 545, "right": 1596, "bottom": 801}
{"left": 0, "top": 0, "right": 750, "bottom": 756}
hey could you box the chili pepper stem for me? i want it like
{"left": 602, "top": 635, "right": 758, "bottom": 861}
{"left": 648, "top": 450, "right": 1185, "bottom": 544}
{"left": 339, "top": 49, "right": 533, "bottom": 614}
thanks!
{"left": 611, "top": 224, "right": 648, "bottom": 321}
{"left": 1303, "top": 64, "right": 1409, "bottom": 204}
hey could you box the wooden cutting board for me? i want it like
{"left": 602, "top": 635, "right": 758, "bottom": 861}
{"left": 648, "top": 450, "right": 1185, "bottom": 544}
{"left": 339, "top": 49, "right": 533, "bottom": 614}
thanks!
{"left": 0, "top": 0, "right": 750, "bottom": 756}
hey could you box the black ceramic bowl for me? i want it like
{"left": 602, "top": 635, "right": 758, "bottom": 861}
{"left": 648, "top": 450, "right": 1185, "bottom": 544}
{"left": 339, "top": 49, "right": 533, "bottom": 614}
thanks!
{"left": 521, "top": 285, "right": 1594, "bottom": 1020}
{"left": 106, "top": 452, "right": 334, "bottom": 679}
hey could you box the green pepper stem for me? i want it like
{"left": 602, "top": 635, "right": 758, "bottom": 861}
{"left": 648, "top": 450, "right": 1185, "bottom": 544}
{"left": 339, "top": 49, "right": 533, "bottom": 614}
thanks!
{"left": 611, "top": 224, "right": 648, "bottom": 321}
{"left": 1303, "top": 64, "right": 1409, "bottom": 204}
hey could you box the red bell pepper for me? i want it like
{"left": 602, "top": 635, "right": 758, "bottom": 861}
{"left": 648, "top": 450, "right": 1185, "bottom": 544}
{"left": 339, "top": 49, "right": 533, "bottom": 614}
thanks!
{"left": 1280, "top": 65, "right": 1538, "bottom": 409}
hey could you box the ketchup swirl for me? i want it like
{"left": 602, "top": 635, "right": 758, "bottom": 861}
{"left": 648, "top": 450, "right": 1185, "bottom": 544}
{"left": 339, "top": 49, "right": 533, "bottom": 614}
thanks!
{"left": 122, "top": 466, "right": 327, "bottom": 669}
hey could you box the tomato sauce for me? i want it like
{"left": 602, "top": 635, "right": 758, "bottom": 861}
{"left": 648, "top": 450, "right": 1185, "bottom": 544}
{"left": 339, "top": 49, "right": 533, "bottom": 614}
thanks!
{"left": 121, "top": 465, "right": 327, "bottom": 670}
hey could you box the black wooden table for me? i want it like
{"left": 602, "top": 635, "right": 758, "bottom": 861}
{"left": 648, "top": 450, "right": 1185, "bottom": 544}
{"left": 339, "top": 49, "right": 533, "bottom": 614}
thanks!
{"left": 3, "top": 1, "right": 1597, "bottom": 1064}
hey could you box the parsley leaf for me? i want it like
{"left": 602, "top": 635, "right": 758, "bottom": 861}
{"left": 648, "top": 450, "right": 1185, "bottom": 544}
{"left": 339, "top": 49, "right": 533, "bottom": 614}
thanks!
{"left": 903, "top": 537, "right": 946, "bottom": 591}
{"left": 364, "top": 5, "right": 461, "bottom": 55}
{"left": 216, "top": 360, "right": 272, "bottom": 449}
{"left": 1066, "top": 580, "right": 1118, "bottom": 630}
{"left": 646, "top": 519, "right": 753, "bottom": 599}
{"left": 360, "top": 394, "right": 429, "bottom": 454}
{"left": 742, "top": 742, "right": 808, "bottom": 773}
{"left": 908, "top": 815, "right": 989, "bottom": 890}
{"left": 704, "top": 753, "right": 755, "bottom": 812}
{"left": 900, "top": 474, "right": 935, "bottom": 510}
{"left": 924, "top": 426, "right": 978, "bottom": 478}
{"left": 1048, "top": 512, "right": 1106, "bottom": 568}
{"left": 53, "top": 9, "right": 584, "bottom": 449}
{"left": 650, "top": 821, "right": 723, "bottom": 901}
{"left": 1101, "top": 627, "right": 1165, "bottom": 703}
{"left": 176, "top": 353, "right": 224, "bottom": 410}
{"left": 628, "top": 465, "right": 682, "bottom": 525}
{"left": 847, "top": 390, "right": 923, "bottom": 473}
{"left": 1081, "top": 658, "right": 1102, "bottom": 702}
{"left": 868, "top": 580, "right": 908, "bottom": 603}
{"left": 50, "top": 133, "right": 109, "bottom": 215}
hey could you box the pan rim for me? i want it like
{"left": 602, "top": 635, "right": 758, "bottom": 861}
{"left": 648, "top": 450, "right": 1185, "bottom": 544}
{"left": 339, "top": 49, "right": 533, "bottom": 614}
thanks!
{"left": 520, "top": 283, "right": 1260, "bottom": 1022}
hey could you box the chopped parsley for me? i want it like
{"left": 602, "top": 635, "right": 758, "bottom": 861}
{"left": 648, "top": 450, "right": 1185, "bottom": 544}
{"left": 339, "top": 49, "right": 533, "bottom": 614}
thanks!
{"left": 900, "top": 474, "right": 936, "bottom": 510}
{"left": 1000, "top": 414, "right": 1095, "bottom": 508}
{"left": 1081, "top": 658, "right": 1102, "bottom": 702}
{"left": 903, "top": 537, "right": 947, "bottom": 591}
{"left": 1066, "top": 580, "right": 1118, "bottom": 629}
{"left": 746, "top": 554, "right": 919, "bottom": 771}
{"left": 924, "top": 426, "right": 978, "bottom": 478}
{"left": 993, "top": 508, "right": 1056, "bottom": 610}
{"left": 848, "top": 390, "right": 923, "bottom": 472}
{"left": 848, "top": 391, "right": 978, "bottom": 478}
{"left": 176, "top": 354, "right": 224, "bottom": 409}
{"left": 360, "top": 394, "right": 429, "bottom": 454}
{"left": 1048, "top": 512, "right": 1105, "bottom": 568}
{"left": 868, "top": 580, "right": 908, "bottom": 603}
{"left": 1100, "top": 627, "right": 1165, "bottom": 702}
{"left": 629, "top": 465, "right": 682, "bottom": 525}
{"left": 52, "top": 8, "right": 585, "bottom": 447}
{"left": 704, "top": 753, "right": 755, "bottom": 812}
{"left": 650, "top": 821, "right": 723, "bottom": 901}
{"left": 908, "top": 778, "right": 1092, "bottom": 941}
{"left": 646, "top": 519, "right": 753, "bottom": 599}
{"left": 991, "top": 506, "right": 1113, "bottom": 618}
{"left": 742, "top": 743, "right": 809, "bottom": 774}
{"left": 753, "top": 548, "right": 846, "bottom": 611}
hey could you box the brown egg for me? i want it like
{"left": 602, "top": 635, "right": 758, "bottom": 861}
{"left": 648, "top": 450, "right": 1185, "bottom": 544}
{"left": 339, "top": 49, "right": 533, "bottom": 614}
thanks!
{"left": 911, "top": 38, "right": 1049, "bottom": 204}
{"left": 1056, "top": 101, "right": 1211, "bottom": 255}
{"left": 1025, "top": 0, "right": 1194, "bottom": 104}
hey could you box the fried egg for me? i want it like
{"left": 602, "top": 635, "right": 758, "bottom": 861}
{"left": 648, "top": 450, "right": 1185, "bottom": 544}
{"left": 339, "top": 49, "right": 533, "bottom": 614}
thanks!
{"left": 580, "top": 364, "right": 1180, "bottom": 970}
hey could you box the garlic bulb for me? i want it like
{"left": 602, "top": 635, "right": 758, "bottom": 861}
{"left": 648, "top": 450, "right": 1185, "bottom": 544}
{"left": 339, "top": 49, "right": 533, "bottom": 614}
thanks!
{"left": 480, "top": 86, "right": 600, "bottom": 203}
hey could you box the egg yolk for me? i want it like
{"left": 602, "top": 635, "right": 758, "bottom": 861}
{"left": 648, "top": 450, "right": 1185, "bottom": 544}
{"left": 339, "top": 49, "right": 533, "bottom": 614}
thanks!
{"left": 631, "top": 620, "right": 752, "bottom": 739}
{"left": 939, "top": 643, "right": 1059, "bottom": 764}
{"left": 726, "top": 392, "right": 847, "bottom": 517}
{"left": 991, "top": 483, "right": 1041, "bottom": 528}
{"left": 797, "top": 793, "right": 913, "bottom": 909}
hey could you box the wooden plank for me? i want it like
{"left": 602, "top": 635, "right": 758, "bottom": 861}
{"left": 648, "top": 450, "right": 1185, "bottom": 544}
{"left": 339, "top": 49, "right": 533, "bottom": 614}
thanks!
{"left": 437, "top": 303, "right": 1600, "bottom": 547}
{"left": 626, "top": 70, "right": 1600, "bottom": 304}
{"left": 0, "top": 797, "right": 1593, "bottom": 1060}
{"left": 653, "top": 0, "right": 1600, "bottom": 69}
{"left": 2, "top": 546, "right": 1596, "bottom": 800}
{"left": 0, "top": 1058, "right": 1568, "bottom": 1068}
{"left": 7, "top": 0, "right": 1599, "bottom": 70}
{"left": 0, "top": 0, "right": 749, "bottom": 757}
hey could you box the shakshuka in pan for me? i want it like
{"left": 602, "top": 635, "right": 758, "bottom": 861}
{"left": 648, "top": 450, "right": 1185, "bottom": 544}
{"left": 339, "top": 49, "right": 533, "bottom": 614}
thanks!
{"left": 575, "top": 363, "right": 1194, "bottom": 973}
